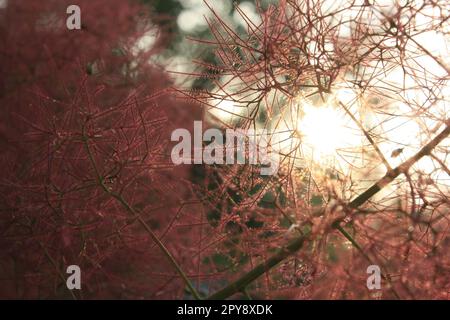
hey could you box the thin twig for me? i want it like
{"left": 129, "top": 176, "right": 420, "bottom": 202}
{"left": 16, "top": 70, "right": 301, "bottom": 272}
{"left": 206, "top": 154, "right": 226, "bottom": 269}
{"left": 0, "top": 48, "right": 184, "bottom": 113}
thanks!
{"left": 338, "top": 100, "right": 392, "bottom": 171}
{"left": 81, "top": 125, "right": 202, "bottom": 300}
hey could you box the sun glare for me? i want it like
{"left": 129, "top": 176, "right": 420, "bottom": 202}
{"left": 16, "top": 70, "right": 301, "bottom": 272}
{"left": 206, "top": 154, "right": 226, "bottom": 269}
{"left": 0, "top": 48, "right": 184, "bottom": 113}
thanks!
{"left": 292, "top": 101, "right": 362, "bottom": 167}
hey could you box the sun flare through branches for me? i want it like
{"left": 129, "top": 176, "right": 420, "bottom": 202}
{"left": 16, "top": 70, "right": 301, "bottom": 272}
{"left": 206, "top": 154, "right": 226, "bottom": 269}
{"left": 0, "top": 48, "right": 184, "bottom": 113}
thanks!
{"left": 0, "top": 0, "right": 449, "bottom": 300}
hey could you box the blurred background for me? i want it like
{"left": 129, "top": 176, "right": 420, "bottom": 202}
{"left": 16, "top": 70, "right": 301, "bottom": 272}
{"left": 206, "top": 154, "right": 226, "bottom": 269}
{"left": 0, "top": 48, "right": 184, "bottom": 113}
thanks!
{"left": 142, "top": 0, "right": 277, "bottom": 88}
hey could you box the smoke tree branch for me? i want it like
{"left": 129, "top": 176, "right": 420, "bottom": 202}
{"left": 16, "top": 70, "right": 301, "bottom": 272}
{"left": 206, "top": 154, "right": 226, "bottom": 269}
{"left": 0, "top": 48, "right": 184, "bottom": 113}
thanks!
{"left": 81, "top": 125, "right": 202, "bottom": 300}
{"left": 207, "top": 120, "right": 450, "bottom": 300}
{"left": 208, "top": 234, "right": 307, "bottom": 300}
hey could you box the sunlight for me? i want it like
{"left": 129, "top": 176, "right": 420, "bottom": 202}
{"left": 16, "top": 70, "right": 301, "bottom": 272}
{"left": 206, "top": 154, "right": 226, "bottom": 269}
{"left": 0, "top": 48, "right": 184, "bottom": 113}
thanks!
{"left": 208, "top": 99, "right": 240, "bottom": 123}
{"left": 297, "top": 105, "right": 354, "bottom": 157}
{"left": 296, "top": 102, "right": 361, "bottom": 163}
